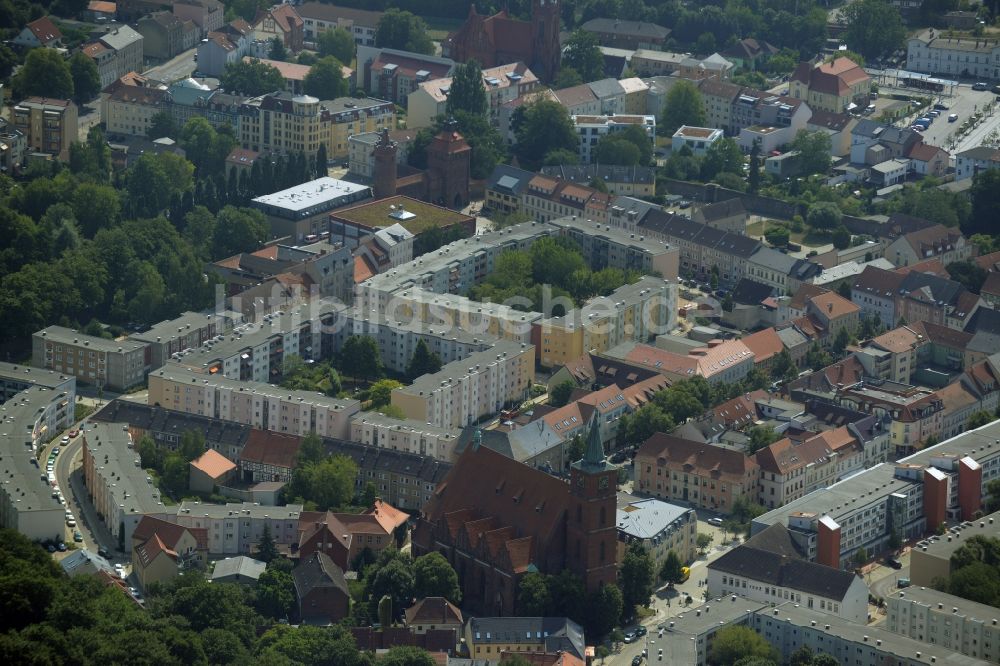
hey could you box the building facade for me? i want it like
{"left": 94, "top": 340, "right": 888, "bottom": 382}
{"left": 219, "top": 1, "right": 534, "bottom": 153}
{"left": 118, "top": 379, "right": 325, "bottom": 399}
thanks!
{"left": 12, "top": 97, "right": 78, "bottom": 162}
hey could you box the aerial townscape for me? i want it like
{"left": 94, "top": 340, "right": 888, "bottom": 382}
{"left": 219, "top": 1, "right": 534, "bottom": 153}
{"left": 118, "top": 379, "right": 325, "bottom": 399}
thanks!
{"left": 7, "top": 0, "right": 1000, "bottom": 665}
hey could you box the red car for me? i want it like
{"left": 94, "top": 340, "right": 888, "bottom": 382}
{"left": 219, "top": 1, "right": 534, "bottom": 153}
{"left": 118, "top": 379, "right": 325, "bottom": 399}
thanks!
{"left": 68, "top": 429, "right": 78, "bottom": 438}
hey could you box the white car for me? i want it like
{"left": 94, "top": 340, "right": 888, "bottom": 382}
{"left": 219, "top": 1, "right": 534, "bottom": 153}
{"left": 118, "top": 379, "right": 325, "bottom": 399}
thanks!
{"left": 707, "top": 517, "right": 724, "bottom": 526}
{"left": 60, "top": 436, "right": 69, "bottom": 444}
{"left": 66, "top": 519, "right": 76, "bottom": 527}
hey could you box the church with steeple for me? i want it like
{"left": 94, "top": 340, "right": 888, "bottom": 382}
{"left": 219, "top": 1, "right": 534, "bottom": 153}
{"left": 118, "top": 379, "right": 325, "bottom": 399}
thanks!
{"left": 442, "top": 0, "right": 562, "bottom": 83}
{"left": 411, "top": 414, "right": 618, "bottom": 615}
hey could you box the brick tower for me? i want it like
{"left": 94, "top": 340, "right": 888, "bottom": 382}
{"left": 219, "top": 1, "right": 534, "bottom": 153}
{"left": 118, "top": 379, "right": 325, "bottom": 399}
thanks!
{"left": 566, "top": 411, "right": 618, "bottom": 592}
{"left": 425, "top": 118, "right": 471, "bottom": 209}
{"left": 372, "top": 128, "right": 397, "bottom": 200}
{"left": 532, "top": 0, "right": 562, "bottom": 84}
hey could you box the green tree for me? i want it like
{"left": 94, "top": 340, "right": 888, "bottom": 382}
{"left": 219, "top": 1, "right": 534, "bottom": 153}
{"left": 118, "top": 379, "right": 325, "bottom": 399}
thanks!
{"left": 297, "top": 432, "right": 325, "bottom": 467}
{"left": 375, "top": 9, "right": 433, "bottom": 55}
{"left": 318, "top": 27, "right": 356, "bottom": 64}
{"left": 747, "top": 425, "right": 779, "bottom": 455}
{"left": 805, "top": 341, "right": 834, "bottom": 371}
{"left": 447, "top": 60, "right": 487, "bottom": 117}
{"left": 367, "top": 379, "right": 403, "bottom": 407}
{"left": 791, "top": 129, "right": 832, "bottom": 175}
{"left": 853, "top": 546, "right": 869, "bottom": 567}
{"left": 341, "top": 335, "right": 383, "bottom": 384}
{"left": 147, "top": 111, "right": 177, "bottom": 140}
{"left": 618, "top": 403, "right": 675, "bottom": 446}
{"left": 126, "top": 152, "right": 195, "bottom": 218}
{"left": 376, "top": 646, "right": 437, "bottom": 666}
{"left": 697, "top": 532, "right": 713, "bottom": 554}
{"left": 709, "top": 625, "right": 780, "bottom": 665}
{"left": 69, "top": 51, "right": 100, "bottom": 105}
{"left": 549, "top": 379, "right": 576, "bottom": 407}
{"left": 412, "top": 552, "right": 461, "bottom": 604}
{"left": 947, "top": 260, "right": 988, "bottom": 294}
{"left": 268, "top": 36, "right": 288, "bottom": 61}
{"left": 257, "top": 524, "right": 279, "bottom": 563}
{"left": 986, "top": 479, "right": 1000, "bottom": 512}
{"left": 304, "top": 56, "right": 348, "bottom": 100}
{"left": 72, "top": 183, "right": 121, "bottom": 237}
{"left": 220, "top": 58, "right": 285, "bottom": 96}
{"left": 806, "top": 201, "right": 842, "bottom": 230}
{"left": 562, "top": 30, "right": 604, "bottom": 83}
{"left": 567, "top": 434, "right": 585, "bottom": 463}
{"left": 517, "top": 572, "right": 552, "bottom": 616}
{"left": 968, "top": 169, "right": 1000, "bottom": 237}
{"left": 843, "top": 0, "right": 907, "bottom": 60}
{"left": 367, "top": 556, "right": 415, "bottom": 621}
{"left": 968, "top": 410, "right": 995, "bottom": 430}
{"left": 178, "top": 429, "right": 206, "bottom": 461}
{"left": 406, "top": 339, "right": 443, "bottom": 380}
{"left": 765, "top": 225, "right": 790, "bottom": 248}
{"left": 288, "top": 454, "right": 358, "bottom": 510}
{"left": 514, "top": 99, "right": 579, "bottom": 171}
{"left": 832, "top": 226, "right": 851, "bottom": 250}
{"left": 748, "top": 139, "right": 761, "bottom": 194}
{"left": 255, "top": 567, "right": 295, "bottom": 619}
{"left": 659, "top": 549, "right": 684, "bottom": 583}
{"left": 619, "top": 542, "right": 655, "bottom": 614}
{"left": 211, "top": 206, "right": 269, "bottom": 258}
{"left": 595, "top": 135, "right": 640, "bottom": 166}
{"left": 13, "top": 47, "right": 73, "bottom": 100}
{"left": 554, "top": 66, "right": 583, "bottom": 89}
{"left": 660, "top": 80, "right": 705, "bottom": 136}
{"left": 701, "top": 137, "right": 744, "bottom": 180}
{"left": 832, "top": 325, "right": 853, "bottom": 355}
{"left": 586, "top": 583, "right": 623, "bottom": 639}
{"left": 161, "top": 453, "right": 188, "bottom": 495}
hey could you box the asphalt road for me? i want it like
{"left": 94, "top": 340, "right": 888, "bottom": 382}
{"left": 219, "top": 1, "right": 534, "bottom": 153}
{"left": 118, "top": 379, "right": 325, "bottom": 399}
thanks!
{"left": 143, "top": 47, "right": 198, "bottom": 85}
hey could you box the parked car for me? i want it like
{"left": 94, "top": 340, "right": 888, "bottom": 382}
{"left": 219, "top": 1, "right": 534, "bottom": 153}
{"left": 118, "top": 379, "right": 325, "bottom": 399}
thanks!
{"left": 623, "top": 631, "right": 637, "bottom": 643}
{"left": 933, "top": 102, "right": 949, "bottom": 111}
{"left": 47, "top": 544, "right": 56, "bottom": 553}
{"left": 60, "top": 436, "right": 69, "bottom": 444}
{"left": 707, "top": 517, "right": 724, "bottom": 526}
{"left": 973, "top": 82, "right": 988, "bottom": 91}
{"left": 949, "top": 113, "right": 959, "bottom": 122}
{"left": 68, "top": 429, "right": 78, "bottom": 438}
{"left": 56, "top": 542, "right": 66, "bottom": 552}
{"left": 67, "top": 519, "right": 76, "bottom": 527}
{"left": 73, "top": 531, "right": 83, "bottom": 543}
{"left": 98, "top": 548, "right": 110, "bottom": 558}
{"left": 632, "top": 657, "right": 643, "bottom": 666}
{"left": 52, "top": 447, "right": 60, "bottom": 455}
{"left": 898, "top": 577, "right": 911, "bottom": 587}
{"left": 885, "top": 557, "right": 903, "bottom": 570}
{"left": 636, "top": 626, "right": 647, "bottom": 637}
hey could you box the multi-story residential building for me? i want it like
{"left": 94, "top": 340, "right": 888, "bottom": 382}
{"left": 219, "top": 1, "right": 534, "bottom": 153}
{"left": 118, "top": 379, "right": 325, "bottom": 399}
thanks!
{"left": 170, "top": 500, "right": 303, "bottom": 556}
{"left": 390, "top": 340, "right": 535, "bottom": 429}
{"left": 0, "top": 385, "right": 76, "bottom": 542}
{"left": 128, "top": 311, "right": 232, "bottom": 371}
{"left": 672, "top": 125, "right": 724, "bottom": 156}
{"left": 521, "top": 173, "right": 612, "bottom": 223}
{"left": 738, "top": 95, "right": 812, "bottom": 153}
{"left": 623, "top": 339, "right": 755, "bottom": 385}
{"left": 636, "top": 433, "right": 761, "bottom": 513}
{"left": 173, "top": 0, "right": 224, "bottom": 37}
{"left": 907, "top": 29, "right": 1000, "bottom": 80}
{"left": 82, "top": 422, "right": 171, "bottom": 546}
{"left": 850, "top": 120, "right": 923, "bottom": 166}
{"left": 837, "top": 380, "right": 945, "bottom": 454}
{"left": 131, "top": 515, "right": 207, "bottom": 590}
{"left": 104, "top": 85, "right": 169, "bottom": 137}
{"left": 632, "top": 51, "right": 686, "bottom": 78}
{"left": 0, "top": 362, "right": 76, "bottom": 406}
{"left": 165, "top": 78, "right": 244, "bottom": 130}
{"left": 756, "top": 427, "right": 866, "bottom": 510}
{"left": 617, "top": 497, "right": 698, "bottom": 570}
{"left": 349, "top": 413, "right": 460, "bottom": 462}
{"left": 540, "top": 164, "right": 655, "bottom": 198}
{"left": 887, "top": 585, "right": 1000, "bottom": 663}
{"left": 252, "top": 4, "right": 303, "bottom": 52}
{"left": 196, "top": 19, "right": 255, "bottom": 77}
{"left": 238, "top": 92, "right": 394, "bottom": 161}
{"left": 147, "top": 365, "right": 361, "bottom": 439}
{"left": 552, "top": 82, "right": 601, "bottom": 116}
{"left": 536, "top": 277, "right": 676, "bottom": 368}
{"left": 751, "top": 417, "right": 1000, "bottom": 570}
{"left": 698, "top": 79, "right": 744, "bottom": 134}
{"left": 853, "top": 326, "right": 925, "bottom": 383}
{"left": 0, "top": 119, "right": 26, "bottom": 173}
{"left": 572, "top": 114, "right": 656, "bottom": 163}
{"left": 789, "top": 57, "right": 871, "bottom": 114}
{"left": 908, "top": 510, "right": 1000, "bottom": 586}
{"left": 407, "top": 62, "right": 538, "bottom": 129}
{"left": 851, "top": 266, "right": 981, "bottom": 331}
{"left": 250, "top": 176, "right": 371, "bottom": 241}
{"left": 12, "top": 97, "right": 78, "bottom": 161}
{"left": 297, "top": 2, "right": 381, "bottom": 47}
{"left": 956, "top": 145, "right": 1000, "bottom": 180}
{"left": 359, "top": 46, "right": 454, "bottom": 105}
{"left": 852, "top": 265, "right": 906, "bottom": 329}
{"left": 32, "top": 326, "right": 148, "bottom": 391}
{"left": 580, "top": 17, "right": 670, "bottom": 50}
{"left": 709, "top": 524, "right": 870, "bottom": 623}
{"left": 547, "top": 217, "right": 680, "bottom": 281}
{"left": 97, "top": 26, "right": 144, "bottom": 83}
{"left": 464, "top": 618, "right": 586, "bottom": 661}
{"left": 886, "top": 224, "right": 971, "bottom": 268}
{"left": 137, "top": 11, "right": 197, "bottom": 60}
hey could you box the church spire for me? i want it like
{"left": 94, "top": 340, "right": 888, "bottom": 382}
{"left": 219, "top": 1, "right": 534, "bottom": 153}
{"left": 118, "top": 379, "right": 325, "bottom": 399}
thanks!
{"left": 574, "top": 410, "right": 610, "bottom": 472}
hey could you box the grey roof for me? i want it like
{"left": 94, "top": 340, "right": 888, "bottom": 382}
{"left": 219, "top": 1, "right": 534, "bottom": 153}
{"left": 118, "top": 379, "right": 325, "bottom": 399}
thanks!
{"left": 98, "top": 25, "right": 142, "bottom": 51}
{"left": 487, "top": 164, "right": 535, "bottom": 195}
{"left": 60, "top": 549, "right": 114, "bottom": 576}
{"left": 178, "top": 501, "right": 303, "bottom": 520}
{"left": 581, "top": 17, "right": 670, "bottom": 40}
{"left": 957, "top": 146, "right": 1000, "bottom": 161}
{"left": 0, "top": 362, "right": 74, "bottom": 390}
{"left": 34, "top": 326, "right": 148, "bottom": 354}
{"left": 889, "top": 584, "right": 1000, "bottom": 627}
{"left": 293, "top": 551, "right": 349, "bottom": 601}
{"left": 401, "top": 340, "right": 530, "bottom": 395}
{"left": 638, "top": 213, "right": 762, "bottom": 258}
{"left": 91, "top": 400, "right": 251, "bottom": 451}
{"left": 587, "top": 77, "right": 626, "bottom": 100}
{"left": 731, "top": 278, "right": 776, "bottom": 305}
{"left": 211, "top": 555, "right": 266, "bottom": 581}
{"left": 251, "top": 177, "right": 370, "bottom": 214}
{"left": 709, "top": 541, "right": 860, "bottom": 601}
{"left": 616, "top": 497, "right": 692, "bottom": 540}
{"left": 129, "top": 310, "right": 232, "bottom": 346}
{"left": 540, "top": 163, "right": 655, "bottom": 185}
{"left": 899, "top": 271, "right": 965, "bottom": 307}
{"left": 453, "top": 422, "right": 564, "bottom": 464}
{"left": 908, "top": 509, "right": 1000, "bottom": 563}
{"left": 467, "top": 617, "right": 585, "bottom": 659}
{"left": 83, "top": 422, "right": 168, "bottom": 515}
{"left": 777, "top": 325, "right": 809, "bottom": 348}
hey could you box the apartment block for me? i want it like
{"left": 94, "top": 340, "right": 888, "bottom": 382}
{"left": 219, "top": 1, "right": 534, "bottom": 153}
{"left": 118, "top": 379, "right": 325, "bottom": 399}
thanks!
{"left": 32, "top": 326, "right": 148, "bottom": 392}
{"left": 359, "top": 46, "right": 454, "bottom": 105}
{"left": 0, "top": 362, "right": 76, "bottom": 406}
{"left": 617, "top": 498, "right": 698, "bottom": 571}
{"left": 887, "top": 585, "right": 1000, "bottom": 662}
{"left": 82, "top": 422, "right": 171, "bottom": 546}
{"left": 547, "top": 217, "right": 681, "bottom": 281}
{"left": 129, "top": 311, "right": 234, "bottom": 371}
{"left": 408, "top": 62, "right": 539, "bottom": 129}
{"left": 297, "top": 2, "right": 381, "bottom": 46}
{"left": 12, "top": 97, "right": 78, "bottom": 161}
{"left": 572, "top": 113, "right": 656, "bottom": 163}
{"left": 521, "top": 173, "right": 612, "bottom": 224}
{"left": 104, "top": 86, "right": 170, "bottom": 138}
{"left": 349, "top": 413, "right": 461, "bottom": 462}
{"left": 0, "top": 386, "right": 76, "bottom": 542}
{"left": 238, "top": 92, "right": 394, "bottom": 161}
{"left": 391, "top": 341, "right": 535, "bottom": 429}
{"left": 147, "top": 365, "right": 361, "bottom": 439}
{"left": 907, "top": 30, "right": 1000, "bottom": 80}
{"left": 171, "top": 500, "right": 303, "bottom": 556}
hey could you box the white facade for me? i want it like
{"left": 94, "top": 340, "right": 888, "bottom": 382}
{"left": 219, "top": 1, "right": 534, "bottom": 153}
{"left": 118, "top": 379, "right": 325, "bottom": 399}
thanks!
{"left": 887, "top": 586, "right": 1000, "bottom": 663}
{"left": 407, "top": 63, "right": 539, "bottom": 129}
{"left": 573, "top": 114, "right": 657, "bottom": 163}
{"left": 907, "top": 33, "right": 1000, "bottom": 80}
{"left": 955, "top": 147, "right": 1000, "bottom": 181}
{"left": 350, "top": 413, "right": 460, "bottom": 461}
{"left": 671, "top": 125, "right": 724, "bottom": 156}
{"left": 172, "top": 501, "right": 303, "bottom": 555}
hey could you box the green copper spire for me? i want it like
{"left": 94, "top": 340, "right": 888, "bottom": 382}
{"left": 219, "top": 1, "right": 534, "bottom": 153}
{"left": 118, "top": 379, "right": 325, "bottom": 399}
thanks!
{"left": 583, "top": 409, "right": 604, "bottom": 466}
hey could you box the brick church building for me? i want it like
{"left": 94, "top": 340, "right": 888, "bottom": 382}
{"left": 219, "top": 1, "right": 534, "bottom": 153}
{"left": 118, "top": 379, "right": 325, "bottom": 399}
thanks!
{"left": 443, "top": 0, "right": 562, "bottom": 83}
{"left": 372, "top": 123, "right": 471, "bottom": 209}
{"left": 412, "top": 415, "right": 618, "bottom": 616}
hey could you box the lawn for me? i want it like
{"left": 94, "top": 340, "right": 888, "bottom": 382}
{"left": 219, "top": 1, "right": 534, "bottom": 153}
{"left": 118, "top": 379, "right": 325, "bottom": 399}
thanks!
{"left": 424, "top": 16, "right": 464, "bottom": 41}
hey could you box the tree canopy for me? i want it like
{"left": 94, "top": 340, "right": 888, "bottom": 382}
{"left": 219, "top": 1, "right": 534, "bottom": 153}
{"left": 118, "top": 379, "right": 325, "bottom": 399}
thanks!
{"left": 660, "top": 80, "right": 706, "bottom": 136}
{"left": 221, "top": 58, "right": 285, "bottom": 96}
{"left": 514, "top": 99, "right": 579, "bottom": 171}
{"left": 14, "top": 47, "right": 73, "bottom": 100}
{"left": 447, "top": 60, "right": 488, "bottom": 117}
{"left": 842, "top": 0, "right": 906, "bottom": 60}
{"left": 375, "top": 9, "right": 433, "bottom": 55}
{"left": 318, "top": 27, "right": 356, "bottom": 64}
{"left": 562, "top": 30, "right": 605, "bottom": 83}
{"left": 304, "top": 56, "right": 349, "bottom": 100}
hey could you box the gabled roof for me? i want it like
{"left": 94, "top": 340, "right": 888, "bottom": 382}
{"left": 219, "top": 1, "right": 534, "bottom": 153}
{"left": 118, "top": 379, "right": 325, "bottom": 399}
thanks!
{"left": 731, "top": 278, "right": 776, "bottom": 305}
{"left": 553, "top": 83, "right": 597, "bottom": 108}
{"left": 292, "top": 551, "right": 349, "bottom": 600}
{"left": 132, "top": 515, "right": 196, "bottom": 550}
{"left": 24, "top": 17, "right": 62, "bottom": 45}
{"left": 792, "top": 57, "right": 869, "bottom": 97}
{"left": 404, "top": 596, "right": 463, "bottom": 626}
{"left": 190, "top": 448, "right": 236, "bottom": 479}
{"left": 580, "top": 17, "right": 670, "bottom": 40}
{"left": 742, "top": 328, "right": 783, "bottom": 363}
{"left": 240, "top": 430, "right": 301, "bottom": 469}
{"left": 808, "top": 291, "right": 860, "bottom": 321}
{"left": 638, "top": 432, "right": 759, "bottom": 479}
{"left": 709, "top": 540, "right": 860, "bottom": 601}
{"left": 852, "top": 265, "right": 905, "bottom": 299}
{"left": 296, "top": 2, "right": 382, "bottom": 27}
{"left": 210, "top": 555, "right": 266, "bottom": 581}
{"left": 136, "top": 533, "right": 177, "bottom": 567}
{"left": 974, "top": 250, "right": 1000, "bottom": 272}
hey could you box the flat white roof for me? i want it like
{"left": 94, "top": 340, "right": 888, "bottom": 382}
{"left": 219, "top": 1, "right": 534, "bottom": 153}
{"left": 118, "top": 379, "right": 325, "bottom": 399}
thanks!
{"left": 252, "top": 177, "right": 370, "bottom": 213}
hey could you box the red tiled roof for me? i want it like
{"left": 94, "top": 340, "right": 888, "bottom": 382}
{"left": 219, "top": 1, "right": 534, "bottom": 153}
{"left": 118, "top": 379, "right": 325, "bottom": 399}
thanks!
{"left": 404, "top": 597, "right": 463, "bottom": 626}
{"left": 368, "top": 498, "right": 408, "bottom": 533}
{"left": 190, "top": 448, "right": 236, "bottom": 479}
{"left": 894, "top": 257, "right": 950, "bottom": 278}
{"left": 136, "top": 533, "right": 177, "bottom": 567}
{"left": 974, "top": 250, "right": 1000, "bottom": 272}
{"left": 132, "top": 515, "right": 195, "bottom": 550}
{"left": 354, "top": 254, "right": 377, "bottom": 283}
{"left": 982, "top": 272, "right": 1000, "bottom": 297}
{"left": 25, "top": 17, "right": 62, "bottom": 45}
{"left": 639, "top": 432, "right": 759, "bottom": 478}
{"left": 240, "top": 429, "right": 301, "bottom": 470}
{"left": 742, "top": 328, "right": 783, "bottom": 363}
